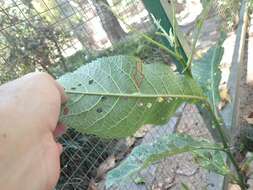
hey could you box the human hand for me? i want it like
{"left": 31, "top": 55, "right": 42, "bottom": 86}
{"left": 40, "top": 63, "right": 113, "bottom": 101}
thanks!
{"left": 0, "top": 73, "right": 67, "bottom": 190}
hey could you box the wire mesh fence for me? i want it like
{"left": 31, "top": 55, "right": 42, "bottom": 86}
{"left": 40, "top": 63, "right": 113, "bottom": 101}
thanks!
{"left": 0, "top": 0, "right": 242, "bottom": 190}
{"left": 56, "top": 104, "right": 214, "bottom": 190}
{"left": 0, "top": 0, "right": 153, "bottom": 83}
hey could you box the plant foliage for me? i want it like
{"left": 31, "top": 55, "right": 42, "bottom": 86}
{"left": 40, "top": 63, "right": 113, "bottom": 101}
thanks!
{"left": 58, "top": 55, "right": 204, "bottom": 138}
{"left": 192, "top": 34, "right": 225, "bottom": 115}
{"left": 105, "top": 133, "right": 230, "bottom": 188}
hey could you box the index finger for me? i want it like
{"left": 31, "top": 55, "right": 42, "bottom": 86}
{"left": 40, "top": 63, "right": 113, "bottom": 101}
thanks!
{"left": 53, "top": 81, "right": 68, "bottom": 104}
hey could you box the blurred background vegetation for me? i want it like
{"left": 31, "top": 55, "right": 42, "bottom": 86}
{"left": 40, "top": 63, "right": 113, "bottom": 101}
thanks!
{"left": 0, "top": 0, "right": 159, "bottom": 84}
{"left": 0, "top": 0, "right": 240, "bottom": 84}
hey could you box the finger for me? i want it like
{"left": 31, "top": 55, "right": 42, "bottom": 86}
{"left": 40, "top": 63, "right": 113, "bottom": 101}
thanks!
{"left": 28, "top": 72, "right": 68, "bottom": 104}
{"left": 54, "top": 81, "right": 68, "bottom": 104}
{"left": 53, "top": 122, "right": 67, "bottom": 138}
{"left": 21, "top": 72, "right": 68, "bottom": 104}
{"left": 56, "top": 143, "right": 63, "bottom": 155}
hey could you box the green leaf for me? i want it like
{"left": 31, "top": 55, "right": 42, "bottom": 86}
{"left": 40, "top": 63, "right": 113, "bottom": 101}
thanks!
{"left": 181, "top": 183, "right": 190, "bottom": 190}
{"left": 192, "top": 33, "right": 225, "bottom": 114}
{"left": 105, "top": 133, "right": 222, "bottom": 188}
{"left": 192, "top": 150, "right": 232, "bottom": 177}
{"left": 58, "top": 55, "right": 205, "bottom": 138}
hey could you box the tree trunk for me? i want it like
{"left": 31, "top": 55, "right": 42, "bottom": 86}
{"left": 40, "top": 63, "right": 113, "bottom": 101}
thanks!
{"left": 93, "top": 0, "right": 126, "bottom": 44}
{"left": 73, "top": 23, "right": 97, "bottom": 55}
{"left": 56, "top": 0, "right": 97, "bottom": 55}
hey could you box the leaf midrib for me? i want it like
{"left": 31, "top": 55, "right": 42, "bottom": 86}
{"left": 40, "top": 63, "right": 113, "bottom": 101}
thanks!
{"left": 65, "top": 90, "right": 207, "bottom": 101}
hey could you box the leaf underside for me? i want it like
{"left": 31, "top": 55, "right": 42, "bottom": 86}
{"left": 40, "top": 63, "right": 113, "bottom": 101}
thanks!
{"left": 192, "top": 34, "right": 225, "bottom": 113}
{"left": 58, "top": 55, "right": 204, "bottom": 138}
{"left": 105, "top": 133, "right": 227, "bottom": 188}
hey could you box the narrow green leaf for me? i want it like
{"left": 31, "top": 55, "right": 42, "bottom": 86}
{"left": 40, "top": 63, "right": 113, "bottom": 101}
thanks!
{"left": 105, "top": 133, "right": 223, "bottom": 188}
{"left": 192, "top": 33, "right": 225, "bottom": 115}
{"left": 58, "top": 55, "right": 205, "bottom": 138}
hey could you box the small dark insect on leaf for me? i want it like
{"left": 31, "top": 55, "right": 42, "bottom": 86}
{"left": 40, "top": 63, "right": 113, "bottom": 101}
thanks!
{"left": 101, "top": 96, "right": 107, "bottom": 101}
{"left": 89, "top": 79, "right": 94, "bottom": 85}
{"left": 96, "top": 108, "right": 103, "bottom": 113}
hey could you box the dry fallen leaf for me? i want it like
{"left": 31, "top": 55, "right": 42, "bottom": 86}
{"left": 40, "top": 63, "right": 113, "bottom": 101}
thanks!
{"left": 87, "top": 179, "right": 98, "bottom": 190}
{"left": 245, "top": 112, "right": 253, "bottom": 124}
{"left": 96, "top": 155, "right": 116, "bottom": 180}
{"left": 228, "top": 184, "right": 241, "bottom": 190}
{"left": 218, "top": 87, "right": 231, "bottom": 110}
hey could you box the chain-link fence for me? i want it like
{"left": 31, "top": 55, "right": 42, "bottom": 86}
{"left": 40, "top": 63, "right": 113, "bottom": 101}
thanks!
{"left": 0, "top": 0, "right": 153, "bottom": 83}
{"left": 0, "top": 0, "right": 241, "bottom": 190}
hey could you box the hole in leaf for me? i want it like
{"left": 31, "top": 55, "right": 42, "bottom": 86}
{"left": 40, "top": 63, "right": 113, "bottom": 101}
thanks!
{"left": 88, "top": 79, "right": 94, "bottom": 85}
{"left": 96, "top": 108, "right": 103, "bottom": 113}
{"left": 63, "top": 107, "right": 69, "bottom": 115}
{"left": 101, "top": 96, "right": 107, "bottom": 101}
{"left": 146, "top": 102, "right": 152, "bottom": 108}
{"left": 138, "top": 102, "right": 144, "bottom": 107}
{"left": 71, "top": 87, "right": 76, "bottom": 90}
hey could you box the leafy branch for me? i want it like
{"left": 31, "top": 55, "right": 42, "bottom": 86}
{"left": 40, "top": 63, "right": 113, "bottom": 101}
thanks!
{"left": 57, "top": 1, "right": 248, "bottom": 189}
{"left": 58, "top": 55, "right": 204, "bottom": 138}
{"left": 105, "top": 133, "right": 237, "bottom": 188}
{"left": 184, "top": 0, "right": 213, "bottom": 73}
{"left": 98, "top": 1, "right": 188, "bottom": 73}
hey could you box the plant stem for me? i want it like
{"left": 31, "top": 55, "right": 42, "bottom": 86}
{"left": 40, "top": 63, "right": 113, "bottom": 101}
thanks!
{"left": 140, "top": 33, "right": 183, "bottom": 62}
{"left": 183, "top": 0, "right": 212, "bottom": 73}
{"left": 205, "top": 103, "right": 247, "bottom": 189}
